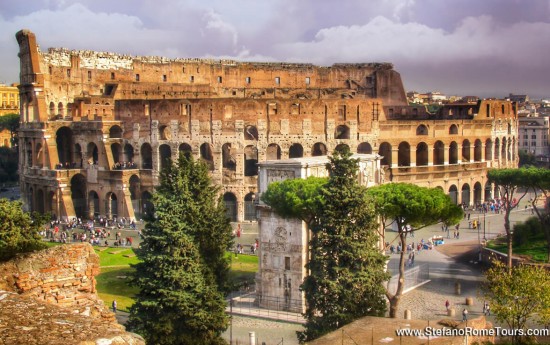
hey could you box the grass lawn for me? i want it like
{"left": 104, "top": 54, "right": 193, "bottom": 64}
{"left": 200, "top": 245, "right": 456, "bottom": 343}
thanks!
{"left": 487, "top": 237, "right": 549, "bottom": 262}
{"left": 96, "top": 266, "right": 138, "bottom": 312}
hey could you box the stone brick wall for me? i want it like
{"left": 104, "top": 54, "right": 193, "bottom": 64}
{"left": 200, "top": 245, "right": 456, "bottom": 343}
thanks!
{"left": 0, "top": 243, "right": 107, "bottom": 319}
{"left": 0, "top": 243, "right": 145, "bottom": 344}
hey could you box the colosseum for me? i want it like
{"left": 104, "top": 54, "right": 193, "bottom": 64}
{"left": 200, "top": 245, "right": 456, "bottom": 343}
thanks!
{"left": 16, "top": 30, "right": 518, "bottom": 222}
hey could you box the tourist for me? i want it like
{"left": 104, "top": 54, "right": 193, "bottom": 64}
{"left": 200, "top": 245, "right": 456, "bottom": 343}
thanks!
{"left": 462, "top": 308, "right": 468, "bottom": 321}
{"left": 445, "top": 300, "right": 450, "bottom": 311}
{"left": 112, "top": 300, "right": 117, "bottom": 313}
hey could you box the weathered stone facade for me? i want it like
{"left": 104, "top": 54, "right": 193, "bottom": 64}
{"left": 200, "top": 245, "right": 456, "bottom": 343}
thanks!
{"left": 16, "top": 29, "right": 518, "bottom": 222}
{"left": 255, "top": 155, "right": 382, "bottom": 311}
{"left": 0, "top": 243, "right": 144, "bottom": 345}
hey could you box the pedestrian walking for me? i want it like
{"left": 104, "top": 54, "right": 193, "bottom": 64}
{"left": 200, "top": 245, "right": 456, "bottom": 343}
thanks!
{"left": 462, "top": 308, "right": 468, "bottom": 321}
{"left": 445, "top": 300, "right": 450, "bottom": 311}
{"left": 112, "top": 299, "right": 117, "bottom": 313}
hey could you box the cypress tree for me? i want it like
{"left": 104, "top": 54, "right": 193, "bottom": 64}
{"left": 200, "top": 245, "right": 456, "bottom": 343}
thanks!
{"left": 128, "top": 153, "right": 231, "bottom": 345}
{"left": 299, "top": 148, "right": 389, "bottom": 342}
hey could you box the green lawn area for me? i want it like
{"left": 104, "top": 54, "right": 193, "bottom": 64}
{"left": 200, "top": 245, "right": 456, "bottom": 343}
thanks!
{"left": 94, "top": 248, "right": 258, "bottom": 311}
{"left": 487, "top": 237, "right": 549, "bottom": 262}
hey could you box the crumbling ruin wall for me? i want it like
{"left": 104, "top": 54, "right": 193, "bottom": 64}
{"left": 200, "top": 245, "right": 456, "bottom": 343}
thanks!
{"left": 0, "top": 243, "right": 144, "bottom": 344}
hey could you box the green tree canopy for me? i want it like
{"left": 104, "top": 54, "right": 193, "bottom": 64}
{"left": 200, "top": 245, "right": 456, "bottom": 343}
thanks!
{"left": 0, "top": 199, "right": 46, "bottom": 262}
{"left": 367, "top": 183, "right": 463, "bottom": 317}
{"left": 0, "top": 113, "right": 20, "bottom": 145}
{"left": 298, "top": 149, "right": 389, "bottom": 341}
{"left": 128, "top": 153, "right": 231, "bottom": 345}
{"left": 483, "top": 260, "right": 550, "bottom": 344}
{"left": 261, "top": 176, "right": 327, "bottom": 224}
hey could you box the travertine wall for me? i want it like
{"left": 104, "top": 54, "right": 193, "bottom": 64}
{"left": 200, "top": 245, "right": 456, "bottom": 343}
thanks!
{"left": 16, "top": 29, "right": 519, "bottom": 222}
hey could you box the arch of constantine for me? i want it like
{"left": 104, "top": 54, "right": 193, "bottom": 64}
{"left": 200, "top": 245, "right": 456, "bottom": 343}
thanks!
{"left": 16, "top": 30, "right": 518, "bottom": 221}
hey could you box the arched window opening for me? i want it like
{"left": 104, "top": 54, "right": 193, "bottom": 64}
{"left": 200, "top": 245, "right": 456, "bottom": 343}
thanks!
{"left": 56, "top": 127, "right": 74, "bottom": 167}
{"left": 334, "top": 144, "right": 350, "bottom": 154}
{"left": 124, "top": 144, "right": 135, "bottom": 165}
{"left": 449, "top": 185, "right": 458, "bottom": 205}
{"left": 266, "top": 144, "right": 281, "bottom": 160}
{"left": 433, "top": 141, "right": 445, "bottom": 165}
{"left": 473, "top": 182, "right": 482, "bottom": 206}
{"left": 485, "top": 139, "right": 493, "bottom": 161}
{"left": 398, "top": 142, "right": 410, "bottom": 167}
{"left": 141, "top": 143, "right": 153, "bottom": 169}
{"left": 378, "top": 142, "right": 392, "bottom": 166}
{"left": 87, "top": 142, "right": 99, "bottom": 165}
{"left": 222, "top": 143, "right": 236, "bottom": 171}
{"left": 200, "top": 143, "right": 214, "bottom": 171}
{"left": 244, "top": 193, "right": 257, "bottom": 221}
{"left": 357, "top": 142, "right": 372, "bottom": 154}
{"left": 416, "top": 124, "right": 428, "bottom": 135}
{"left": 449, "top": 141, "right": 458, "bottom": 164}
{"left": 449, "top": 124, "right": 458, "bottom": 135}
{"left": 416, "top": 142, "right": 428, "bottom": 166}
{"left": 289, "top": 143, "right": 303, "bottom": 158}
{"left": 312, "top": 142, "right": 327, "bottom": 156}
{"left": 244, "top": 145, "right": 258, "bottom": 176}
{"left": 244, "top": 125, "right": 258, "bottom": 140}
{"left": 335, "top": 125, "right": 350, "bottom": 139}
{"left": 179, "top": 143, "right": 192, "bottom": 158}
{"left": 462, "top": 140, "right": 471, "bottom": 162}
{"left": 474, "top": 140, "right": 482, "bottom": 162}
{"left": 109, "top": 125, "right": 123, "bottom": 138}
{"left": 159, "top": 144, "right": 172, "bottom": 171}
{"left": 74, "top": 143, "right": 83, "bottom": 168}
{"left": 70, "top": 174, "right": 87, "bottom": 219}
{"left": 223, "top": 192, "right": 237, "bottom": 222}
{"left": 111, "top": 143, "right": 122, "bottom": 166}
{"left": 461, "top": 184, "right": 471, "bottom": 208}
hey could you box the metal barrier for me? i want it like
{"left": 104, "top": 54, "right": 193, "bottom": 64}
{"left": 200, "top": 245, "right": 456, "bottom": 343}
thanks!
{"left": 226, "top": 292, "right": 304, "bottom": 324}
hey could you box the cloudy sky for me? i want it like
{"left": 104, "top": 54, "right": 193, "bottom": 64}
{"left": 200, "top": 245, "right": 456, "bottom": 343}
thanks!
{"left": 0, "top": 0, "right": 549, "bottom": 99}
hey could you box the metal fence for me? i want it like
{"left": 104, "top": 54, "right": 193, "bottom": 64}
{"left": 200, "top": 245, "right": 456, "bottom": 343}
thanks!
{"left": 387, "top": 263, "right": 430, "bottom": 295}
{"left": 227, "top": 292, "right": 304, "bottom": 324}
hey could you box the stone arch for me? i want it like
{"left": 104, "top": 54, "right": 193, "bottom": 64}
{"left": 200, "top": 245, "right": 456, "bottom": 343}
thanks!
{"left": 222, "top": 143, "right": 236, "bottom": 171}
{"left": 88, "top": 191, "right": 100, "bottom": 218}
{"left": 56, "top": 127, "right": 74, "bottom": 166}
{"left": 223, "top": 192, "right": 238, "bottom": 222}
{"left": 378, "top": 142, "right": 392, "bottom": 166}
{"left": 494, "top": 138, "right": 500, "bottom": 161}
{"left": 35, "top": 142, "right": 43, "bottom": 168}
{"left": 124, "top": 144, "right": 134, "bottom": 163}
{"left": 398, "top": 141, "right": 410, "bottom": 167}
{"left": 266, "top": 143, "right": 281, "bottom": 160}
{"left": 105, "top": 192, "right": 118, "bottom": 219}
{"left": 179, "top": 143, "right": 192, "bottom": 157}
{"left": 473, "top": 182, "right": 482, "bottom": 206}
{"left": 416, "top": 142, "right": 429, "bottom": 166}
{"left": 200, "top": 143, "right": 214, "bottom": 170}
{"left": 357, "top": 142, "right": 372, "bottom": 154}
{"left": 35, "top": 189, "right": 45, "bottom": 214}
{"left": 111, "top": 143, "right": 122, "bottom": 165}
{"left": 416, "top": 124, "right": 428, "bottom": 135}
{"left": 87, "top": 142, "right": 99, "bottom": 165}
{"left": 129, "top": 175, "right": 141, "bottom": 218}
{"left": 244, "top": 145, "right": 258, "bottom": 176}
{"left": 485, "top": 139, "right": 493, "bottom": 161}
{"left": 433, "top": 141, "right": 445, "bottom": 165}
{"left": 312, "top": 142, "right": 327, "bottom": 156}
{"left": 159, "top": 125, "right": 171, "bottom": 140}
{"left": 449, "top": 141, "right": 458, "bottom": 164}
{"left": 244, "top": 192, "right": 257, "bottom": 221}
{"left": 141, "top": 143, "right": 153, "bottom": 169}
{"left": 462, "top": 139, "right": 471, "bottom": 162}
{"left": 244, "top": 125, "right": 258, "bottom": 140}
{"left": 58, "top": 102, "right": 64, "bottom": 117}
{"left": 159, "top": 144, "right": 172, "bottom": 171}
{"left": 49, "top": 102, "right": 55, "bottom": 117}
{"left": 449, "top": 124, "right": 458, "bottom": 135}
{"left": 335, "top": 125, "right": 350, "bottom": 139}
{"left": 334, "top": 144, "right": 350, "bottom": 154}
{"left": 461, "top": 184, "right": 471, "bottom": 207}
{"left": 449, "top": 185, "right": 458, "bottom": 205}
{"left": 474, "top": 139, "right": 482, "bottom": 162}
{"left": 109, "top": 125, "right": 123, "bottom": 138}
{"left": 289, "top": 143, "right": 303, "bottom": 158}
{"left": 70, "top": 173, "right": 87, "bottom": 219}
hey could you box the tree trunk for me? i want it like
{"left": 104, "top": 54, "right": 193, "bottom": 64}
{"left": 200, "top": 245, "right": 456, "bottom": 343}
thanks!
{"left": 504, "top": 209, "right": 513, "bottom": 272}
{"left": 388, "top": 232, "right": 407, "bottom": 318}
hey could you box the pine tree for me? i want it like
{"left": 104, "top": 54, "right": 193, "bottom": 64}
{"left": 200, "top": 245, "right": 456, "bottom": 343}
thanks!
{"left": 298, "top": 148, "right": 389, "bottom": 342}
{"left": 128, "top": 153, "right": 231, "bottom": 345}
